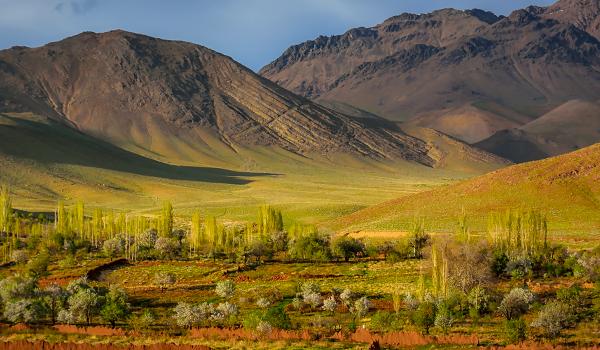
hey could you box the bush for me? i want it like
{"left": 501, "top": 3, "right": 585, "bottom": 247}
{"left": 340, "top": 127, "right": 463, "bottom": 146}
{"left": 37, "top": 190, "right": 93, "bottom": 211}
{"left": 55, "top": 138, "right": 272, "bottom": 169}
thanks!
{"left": 506, "top": 257, "right": 533, "bottom": 280}
{"left": 215, "top": 280, "right": 236, "bottom": 299}
{"left": 263, "top": 305, "right": 291, "bottom": 330}
{"left": 434, "top": 305, "right": 454, "bottom": 334}
{"left": 498, "top": 287, "right": 534, "bottom": 320}
{"left": 492, "top": 251, "right": 509, "bottom": 277}
{"left": 353, "top": 296, "right": 371, "bottom": 319}
{"left": 332, "top": 237, "right": 366, "bottom": 262}
{"left": 102, "top": 238, "right": 123, "bottom": 259}
{"left": 531, "top": 301, "right": 572, "bottom": 338}
{"left": 129, "top": 309, "right": 156, "bottom": 332}
{"left": 11, "top": 250, "right": 28, "bottom": 265}
{"left": 468, "top": 286, "right": 490, "bottom": 316}
{"left": 322, "top": 295, "right": 337, "bottom": 314}
{"left": 370, "top": 311, "right": 401, "bottom": 331}
{"left": 26, "top": 252, "right": 50, "bottom": 279}
{"left": 3, "top": 299, "right": 45, "bottom": 324}
{"left": 154, "top": 237, "right": 180, "bottom": 259}
{"left": 412, "top": 301, "right": 436, "bottom": 334}
{"left": 288, "top": 232, "right": 332, "bottom": 262}
{"left": 101, "top": 285, "right": 130, "bottom": 327}
{"left": 154, "top": 272, "right": 176, "bottom": 291}
{"left": 505, "top": 317, "right": 527, "bottom": 343}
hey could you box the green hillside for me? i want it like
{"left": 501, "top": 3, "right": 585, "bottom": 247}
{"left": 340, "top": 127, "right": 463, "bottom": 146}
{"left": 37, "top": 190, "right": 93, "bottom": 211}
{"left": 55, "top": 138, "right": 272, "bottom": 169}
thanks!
{"left": 329, "top": 143, "right": 600, "bottom": 236}
{"left": 0, "top": 113, "right": 495, "bottom": 225}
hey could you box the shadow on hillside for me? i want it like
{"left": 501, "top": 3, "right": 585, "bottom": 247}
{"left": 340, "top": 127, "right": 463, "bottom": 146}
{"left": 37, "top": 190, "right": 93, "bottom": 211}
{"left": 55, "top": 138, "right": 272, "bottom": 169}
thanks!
{"left": 0, "top": 115, "right": 277, "bottom": 185}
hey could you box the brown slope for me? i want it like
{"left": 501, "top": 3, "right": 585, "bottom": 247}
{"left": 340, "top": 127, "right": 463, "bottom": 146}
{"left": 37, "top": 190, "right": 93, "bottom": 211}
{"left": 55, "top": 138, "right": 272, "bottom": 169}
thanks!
{"left": 261, "top": 1, "right": 600, "bottom": 140}
{"left": 545, "top": 0, "right": 600, "bottom": 39}
{"left": 0, "top": 30, "right": 435, "bottom": 166}
{"left": 476, "top": 99, "right": 600, "bottom": 162}
{"left": 405, "top": 103, "right": 530, "bottom": 143}
{"left": 328, "top": 143, "right": 600, "bottom": 233}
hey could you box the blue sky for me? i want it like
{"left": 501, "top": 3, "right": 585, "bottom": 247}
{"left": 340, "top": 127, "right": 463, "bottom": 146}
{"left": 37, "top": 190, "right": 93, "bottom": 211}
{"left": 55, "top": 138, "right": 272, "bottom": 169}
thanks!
{"left": 0, "top": 0, "right": 555, "bottom": 71}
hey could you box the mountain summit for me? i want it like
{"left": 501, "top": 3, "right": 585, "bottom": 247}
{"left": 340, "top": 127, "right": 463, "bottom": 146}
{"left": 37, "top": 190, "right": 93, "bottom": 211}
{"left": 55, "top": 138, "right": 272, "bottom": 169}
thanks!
{"left": 261, "top": 0, "right": 600, "bottom": 151}
{"left": 0, "top": 30, "right": 438, "bottom": 164}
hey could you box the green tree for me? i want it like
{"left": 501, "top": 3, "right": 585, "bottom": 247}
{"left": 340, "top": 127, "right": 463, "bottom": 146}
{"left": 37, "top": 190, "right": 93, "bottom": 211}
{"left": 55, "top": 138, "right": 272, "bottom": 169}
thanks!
{"left": 101, "top": 286, "right": 131, "bottom": 327}
{"left": 332, "top": 237, "right": 366, "bottom": 262}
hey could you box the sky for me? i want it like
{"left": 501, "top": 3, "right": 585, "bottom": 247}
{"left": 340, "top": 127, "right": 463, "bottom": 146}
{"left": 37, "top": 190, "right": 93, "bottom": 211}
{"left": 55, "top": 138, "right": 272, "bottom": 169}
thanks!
{"left": 0, "top": 0, "right": 556, "bottom": 71}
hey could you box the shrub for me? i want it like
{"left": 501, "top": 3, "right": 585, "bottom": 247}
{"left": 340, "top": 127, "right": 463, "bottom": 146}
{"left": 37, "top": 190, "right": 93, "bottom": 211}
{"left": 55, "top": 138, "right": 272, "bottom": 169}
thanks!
{"left": 498, "top": 287, "right": 534, "bottom": 320}
{"left": 353, "top": 296, "right": 371, "bottom": 319}
{"left": 172, "top": 302, "right": 202, "bottom": 328}
{"left": 340, "top": 288, "right": 354, "bottom": 307}
{"left": 492, "top": 251, "right": 509, "bottom": 277}
{"left": 26, "top": 252, "right": 50, "bottom": 279}
{"left": 154, "top": 237, "right": 181, "bottom": 259}
{"left": 412, "top": 301, "right": 436, "bottom": 334}
{"left": 370, "top": 311, "right": 400, "bottom": 331}
{"left": 215, "top": 280, "right": 236, "bottom": 299}
{"left": 102, "top": 238, "right": 123, "bottom": 259}
{"left": 434, "top": 305, "right": 454, "bottom": 334}
{"left": 332, "top": 237, "right": 366, "bottom": 262}
{"left": 263, "top": 305, "right": 292, "bottom": 330}
{"left": 101, "top": 285, "right": 130, "bottom": 327}
{"left": 154, "top": 272, "right": 176, "bottom": 291}
{"left": 404, "top": 292, "right": 419, "bottom": 311}
{"left": 505, "top": 317, "right": 527, "bottom": 343}
{"left": 288, "top": 232, "right": 332, "bottom": 262}
{"left": 3, "top": 299, "right": 45, "bottom": 324}
{"left": 531, "top": 301, "right": 572, "bottom": 338}
{"left": 129, "top": 309, "right": 156, "bottom": 332}
{"left": 322, "top": 295, "right": 338, "bottom": 314}
{"left": 468, "top": 286, "right": 489, "bottom": 316}
{"left": 11, "top": 250, "right": 28, "bottom": 265}
{"left": 506, "top": 257, "right": 533, "bottom": 280}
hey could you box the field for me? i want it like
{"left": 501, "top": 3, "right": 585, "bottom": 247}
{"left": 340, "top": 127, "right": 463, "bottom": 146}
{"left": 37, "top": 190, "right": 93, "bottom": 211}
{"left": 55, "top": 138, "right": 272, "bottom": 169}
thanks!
{"left": 0, "top": 113, "right": 494, "bottom": 228}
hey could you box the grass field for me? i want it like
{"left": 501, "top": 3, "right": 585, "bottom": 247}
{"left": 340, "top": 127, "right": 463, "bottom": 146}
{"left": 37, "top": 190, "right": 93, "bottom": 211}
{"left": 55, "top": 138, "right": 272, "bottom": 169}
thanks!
{"left": 329, "top": 143, "right": 600, "bottom": 235}
{"left": 0, "top": 112, "right": 500, "bottom": 228}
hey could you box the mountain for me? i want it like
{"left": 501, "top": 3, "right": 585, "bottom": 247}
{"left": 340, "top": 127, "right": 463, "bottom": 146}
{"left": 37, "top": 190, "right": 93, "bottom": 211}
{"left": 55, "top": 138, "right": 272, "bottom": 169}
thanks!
{"left": 0, "top": 30, "right": 443, "bottom": 166}
{"left": 0, "top": 30, "right": 509, "bottom": 216}
{"left": 328, "top": 142, "right": 600, "bottom": 234}
{"left": 261, "top": 0, "right": 600, "bottom": 148}
{"left": 476, "top": 99, "right": 600, "bottom": 162}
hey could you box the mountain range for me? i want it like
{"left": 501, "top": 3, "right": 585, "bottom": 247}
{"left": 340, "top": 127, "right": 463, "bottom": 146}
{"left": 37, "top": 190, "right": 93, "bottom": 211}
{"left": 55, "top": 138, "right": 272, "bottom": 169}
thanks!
{"left": 261, "top": 0, "right": 600, "bottom": 162}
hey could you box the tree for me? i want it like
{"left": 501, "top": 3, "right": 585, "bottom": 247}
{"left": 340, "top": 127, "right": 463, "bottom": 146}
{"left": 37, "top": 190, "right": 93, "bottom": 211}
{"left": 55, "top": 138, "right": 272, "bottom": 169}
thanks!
{"left": 26, "top": 251, "right": 50, "bottom": 279}
{"left": 531, "top": 301, "right": 572, "bottom": 338}
{"left": 353, "top": 296, "right": 371, "bottom": 319}
{"left": 43, "top": 283, "right": 66, "bottom": 325}
{"left": 288, "top": 232, "right": 331, "bottom": 262}
{"left": 0, "top": 275, "right": 36, "bottom": 302}
{"left": 158, "top": 201, "right": 173, "bottom": 237}
{"left": 3, "top": 299, "right": 45, "bottom": 324}
{"left": 408, "top": 219, "right": 430, "bottom": 259}
{"left": 172, "top": 302, "right": 201, "bottom": 328}
{"left": 322, "top": 295, "right": 337, "bottom": 314}
{"left": 412, "top": 301, "right": 436, "bottom": 334}
{"left": 11, "top": 250, "right": 28, "bottom": 265}
{"left": 505, "top": 318, "right": 527, "bottom": 343}
{"left": 332, "top": 237, "right": 366, "bottom": 262}
{"left": 129, "top": 309, "right": 156, "bottom": 333}
{"left": 154, "top": 237, "right": 180, "bottom": 259}
{"left": 498, "top": 287, "right": 534, "bottom": 320}
{"left": 103, "top": 238, "right": 123, "bottom": 259}
{"left": 59, "top": 288, "right": 100, "bottom": 325}
{"left": 101, "top": 286, "right": 130, "bottom": 327}
{"left": 434, "top": 305, "right": 454, "bottom": 334}
{"left": 154, "top": 272, "right": 176, "bottom": 291}
{"left": 215, "top": 280, "right": 236, "bottom": 299}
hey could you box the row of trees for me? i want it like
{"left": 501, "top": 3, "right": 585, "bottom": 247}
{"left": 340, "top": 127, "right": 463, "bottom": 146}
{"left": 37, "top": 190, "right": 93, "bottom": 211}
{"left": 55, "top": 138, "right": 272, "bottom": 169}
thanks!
{"left": 0, "top": 275, "right": 130, "bottom": 327}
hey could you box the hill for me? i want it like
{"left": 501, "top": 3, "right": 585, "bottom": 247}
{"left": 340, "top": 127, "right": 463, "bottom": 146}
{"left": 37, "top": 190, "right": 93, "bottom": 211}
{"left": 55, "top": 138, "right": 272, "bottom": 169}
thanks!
{"left": 261, "top": 0, "right": 600, "bottom": 148}
{"left": 328, "top": 143, "right": 600, "bottom": 234}
{"left": 476, "top": 99, "right": 600, "bottom": 162}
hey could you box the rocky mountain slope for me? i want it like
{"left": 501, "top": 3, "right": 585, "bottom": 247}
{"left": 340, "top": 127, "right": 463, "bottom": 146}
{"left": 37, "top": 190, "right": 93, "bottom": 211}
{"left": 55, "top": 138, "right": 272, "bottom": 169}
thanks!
{"left": 0, "top": 30, "right": 441, "bottom": 166}
{"left": 261, "top": 0, "right": 600, "bottom": 148}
